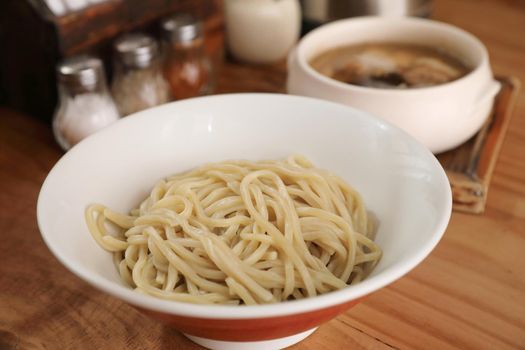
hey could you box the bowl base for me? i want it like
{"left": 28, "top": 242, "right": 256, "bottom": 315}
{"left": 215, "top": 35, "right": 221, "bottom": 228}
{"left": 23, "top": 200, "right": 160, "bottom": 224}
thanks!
{"left": 184, "top": 327, "right": 318, "bottom": 350}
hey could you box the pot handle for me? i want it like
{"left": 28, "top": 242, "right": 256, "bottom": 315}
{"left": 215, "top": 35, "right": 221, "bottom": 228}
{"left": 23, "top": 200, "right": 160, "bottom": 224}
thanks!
{"left": 468, "top": 80, "right": 501, "bottom": 117}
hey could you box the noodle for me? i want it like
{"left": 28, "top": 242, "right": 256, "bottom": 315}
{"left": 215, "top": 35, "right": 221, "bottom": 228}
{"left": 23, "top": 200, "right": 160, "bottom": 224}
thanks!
{"left": 85, "top": 155, "right": 381, "bottom": 305}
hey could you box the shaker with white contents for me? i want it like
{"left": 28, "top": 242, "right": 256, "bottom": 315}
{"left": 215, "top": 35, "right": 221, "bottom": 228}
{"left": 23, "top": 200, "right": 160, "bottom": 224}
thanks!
{"left": 111, "top": 33, "right": 171, "bottom": 116}
{"left": 53, "top": 55, "right": 120, "bottom": 151}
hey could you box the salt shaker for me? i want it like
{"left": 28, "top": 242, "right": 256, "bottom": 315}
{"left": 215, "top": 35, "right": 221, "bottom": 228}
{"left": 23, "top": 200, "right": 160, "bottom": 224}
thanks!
{"left": 160, "top": 14, "right": 214, "bottom": 100}
{"left": 111, "top": 33, "right": 171, "bottom": 116}
{"left": 53, "top": 55, "right": 120, "bottom": 151}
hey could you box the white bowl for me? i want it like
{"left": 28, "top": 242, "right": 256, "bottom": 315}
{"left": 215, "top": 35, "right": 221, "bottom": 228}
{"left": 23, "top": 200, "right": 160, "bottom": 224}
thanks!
{"left": 37, "top": 94, "right": 452, "bottom": 350}
{"left": 287, "top": 17, "right": 501, "bottom": 154}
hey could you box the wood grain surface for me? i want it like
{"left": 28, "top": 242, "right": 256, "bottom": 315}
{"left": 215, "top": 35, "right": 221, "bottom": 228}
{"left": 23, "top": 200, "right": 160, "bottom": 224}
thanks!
{"left": 1, "top": 0, "right": 524, "bottom": 349}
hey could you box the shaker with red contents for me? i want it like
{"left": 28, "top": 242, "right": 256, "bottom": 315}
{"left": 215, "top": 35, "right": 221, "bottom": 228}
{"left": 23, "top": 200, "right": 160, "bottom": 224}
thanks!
{"left": 160, "top": 14, "right": 214, "bottom": 100}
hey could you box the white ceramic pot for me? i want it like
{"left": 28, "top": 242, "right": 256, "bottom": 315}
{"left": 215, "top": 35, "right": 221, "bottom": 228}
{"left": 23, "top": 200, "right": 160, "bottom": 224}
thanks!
{"left": 287, "top": 17, "right": 501, "bottom": 153}
{"left": 225, "top": 0, "right": 301, "bottom": 64}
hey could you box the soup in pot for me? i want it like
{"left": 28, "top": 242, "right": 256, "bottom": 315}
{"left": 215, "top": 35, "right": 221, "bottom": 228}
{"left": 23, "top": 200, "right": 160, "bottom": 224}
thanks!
{"left": 309, "top": 43, "right": 471, "bottom": 89}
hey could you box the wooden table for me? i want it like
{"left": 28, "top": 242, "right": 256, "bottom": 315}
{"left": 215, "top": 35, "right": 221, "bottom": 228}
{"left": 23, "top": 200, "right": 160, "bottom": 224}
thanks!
{"left": 1, "top": 0, "right": 524, "bottom": 349}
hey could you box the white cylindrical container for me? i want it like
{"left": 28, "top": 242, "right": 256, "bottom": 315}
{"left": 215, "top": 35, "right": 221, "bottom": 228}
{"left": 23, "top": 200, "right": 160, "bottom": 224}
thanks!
{"left": 225, "top": 0, "right": 301, "bottom": 64}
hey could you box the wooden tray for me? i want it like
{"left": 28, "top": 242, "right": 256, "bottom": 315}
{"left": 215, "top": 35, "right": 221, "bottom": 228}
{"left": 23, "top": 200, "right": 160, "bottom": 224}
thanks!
{"left": 437, "top": 76, "right": 520, "bottom": 214}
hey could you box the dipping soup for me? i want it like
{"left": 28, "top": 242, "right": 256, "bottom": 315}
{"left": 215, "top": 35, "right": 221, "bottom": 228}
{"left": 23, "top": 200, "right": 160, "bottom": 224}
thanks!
{"left": 309, "top": 43, "right": 471, "bottom": 89}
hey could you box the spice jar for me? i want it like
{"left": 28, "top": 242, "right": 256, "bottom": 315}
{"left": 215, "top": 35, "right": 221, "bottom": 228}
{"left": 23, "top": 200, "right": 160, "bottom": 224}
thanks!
{"left": 161, "top": 14, "right": 214, "bottom": 100}
{"left": 53, "top": 55, "right": 120, "bottom": 151}
{"left": 111, "top": 33, "right": 171, "bottom": 116}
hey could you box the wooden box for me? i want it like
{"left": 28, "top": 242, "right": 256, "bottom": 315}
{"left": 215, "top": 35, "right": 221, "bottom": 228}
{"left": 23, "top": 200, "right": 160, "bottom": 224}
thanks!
{"left": 0, "top": 0, "right": 224, "bottom": 122}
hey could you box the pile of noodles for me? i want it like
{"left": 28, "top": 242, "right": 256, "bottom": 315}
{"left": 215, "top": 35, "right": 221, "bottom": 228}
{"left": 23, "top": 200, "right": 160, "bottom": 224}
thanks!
{"left": 86, "top": 155, "right": 381, "bottom": 305}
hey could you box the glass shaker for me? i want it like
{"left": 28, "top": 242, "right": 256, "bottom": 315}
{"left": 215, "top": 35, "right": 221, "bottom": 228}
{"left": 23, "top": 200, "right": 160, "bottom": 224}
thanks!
{"left": 53, "top": 55, "right": 120, "bottom": 151}
{"left": 111, "top": 33, "right": 171, "bottom": 116}
{"left": 160, "top": 14, "right": 214, "bottom": 100}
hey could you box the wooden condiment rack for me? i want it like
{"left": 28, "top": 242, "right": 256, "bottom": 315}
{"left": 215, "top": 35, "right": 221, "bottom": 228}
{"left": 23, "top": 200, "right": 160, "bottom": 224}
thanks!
{"left": 0, "top": 0, "right": 224, "bottom": 122}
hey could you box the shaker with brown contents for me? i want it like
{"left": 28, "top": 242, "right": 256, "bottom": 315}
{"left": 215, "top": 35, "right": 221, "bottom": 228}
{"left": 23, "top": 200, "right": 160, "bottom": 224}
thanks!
{"left": 161, "top": 14, "right": 213, "bottom": 100}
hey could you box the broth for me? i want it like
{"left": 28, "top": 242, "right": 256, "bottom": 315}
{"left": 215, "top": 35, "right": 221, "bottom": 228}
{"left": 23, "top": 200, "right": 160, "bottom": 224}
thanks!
{"left": 309, "top": 43, "right": 471, "bottom": 89}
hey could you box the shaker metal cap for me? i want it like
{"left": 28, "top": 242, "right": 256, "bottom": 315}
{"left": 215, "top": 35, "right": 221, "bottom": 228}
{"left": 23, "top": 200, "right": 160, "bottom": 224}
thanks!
{"left": 57, "top": 55, "right": 104, "bottom": 90}
{"left": 114, "top": 33, "right": 159, "bottom": 68}
{"left": 160, "top": 14, "right": 203, "bottom": 43}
